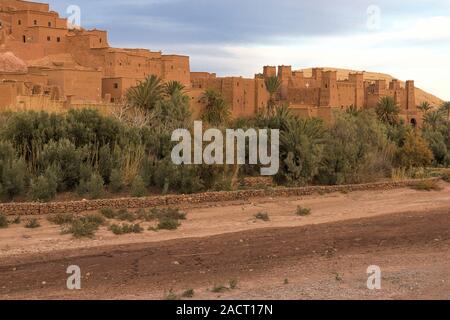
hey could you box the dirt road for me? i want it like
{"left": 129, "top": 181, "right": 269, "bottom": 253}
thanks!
{"left": 0, "top": 183, "right": 449, "bottom": 299}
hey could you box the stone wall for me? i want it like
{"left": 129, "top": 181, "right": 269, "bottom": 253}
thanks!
{"left": 0, "top": 178, "right": 441, "bottom": 216}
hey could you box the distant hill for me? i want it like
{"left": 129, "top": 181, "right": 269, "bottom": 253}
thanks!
{"left": 301, "top": 67, "right": 444, "bottom": 107}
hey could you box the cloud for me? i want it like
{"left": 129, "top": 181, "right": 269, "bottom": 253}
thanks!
{"left": 46, "top": 0, "right": 450, "bottom": 100}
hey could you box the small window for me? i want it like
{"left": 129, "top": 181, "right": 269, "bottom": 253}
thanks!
{"left": 114, "top": 83, "right": 119, "bottom": 89}
{"left": 22, "top": 35, "right": 26, "bottom": 43}
{"left": 99, "top": 38, "right": 102, "bottom": 43}
{"left": 34, "top": 20, "right": 37, "bottom": 25}
{"left": 47, "top": 36, "right": 51, "bottom": 41}
{"left": 18, "top": 20, "right": 22, "bottom": 25}
{"left": 57, "top": 37, "right": 61, "bottom": 42}
{"left": 48, "top": 22, "right": 52, "bottom": 27}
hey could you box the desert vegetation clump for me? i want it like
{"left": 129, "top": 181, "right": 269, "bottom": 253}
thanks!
{"left": 0, "top": 213, "right": 9, "bottom": 228}
{"left": 109, "top": 223, "right": 143, "bottom": 235}
{"left": 255, "top": 212, "right": 270, "bottom": 221}
{"left": 295, "top": 206, "right": 312, "bottom": 216}
{"left": 25, "top": 218, "right": 41, "bottom": 229}
{"left": 410, "top": 180, "right": 443, "bottom": 192}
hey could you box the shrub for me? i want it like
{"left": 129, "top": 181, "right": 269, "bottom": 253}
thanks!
{"left": 25, "top": 218, "right": 41, "bottom": 229}
{"left": 100, "top": 208, "right": 116, "bottom": 219}
{"left": 155, "top": 217, "right": 180, "bottom": 231}
{"left": 116, "top": 209, "right": 137, "bottom": 222}
{"left": 109, "top": 169, "right": 123, "bottom": 193}
{"left": 48, "top": 212, "right": 74, "bottom": 225}
{"left": 0, "top": 213, "right": 8, "bottom": 228}
{"left": 395, "top": 131, "right": 434, "bottom": 169}
{"left": 410, "top": 180, "right": 442, "bottom": 191}
{"left": 149, "top": 208, "right": 186, "bottom": 221}
{"left": 109, "top": 223, "right": 143, "bottom": 235}
{"left": 229, "top": 279, "right": 238, "bottom": 290}
{"left": 30, "top": 169, "right": 58, "bottom": 202}
{"left": 255, "top": 212, "right": 270, "bottom": 222}
{"left": 11, "top": 216, "right": 21, "bottom": 224}
{"left": 65, "top": 217, "right": 103, "bottom": 238}
{"left": 211, "top": 285, "right": 228, "bottom": 293}
{"left": 131, "top": 175, "right": 147, "bottom": 197}
{"left": 165, "top": 289, "right": 180, "bottom": 301}
{"left": 85, "top": 173, "right": 104, "bottom": 199}
{"left": 181, "top": 289, "right": 195, "bottom": 298}
{"left": 442, "top": 170, "right": 450, "bottom": 183}
{"left": 295, "top": 206, "right": 312, "bottom": 216}
{"left": 84, "top": 213, "right": 106, "bottom": 225}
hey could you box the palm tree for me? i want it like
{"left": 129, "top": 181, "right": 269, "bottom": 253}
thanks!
{"left": 164, "top": 81, "right": 186, "bottom": 98}
{"left": 440, "top": 101, "right": 450, "bottom": 120}
{"left": 376, "top": 96, "right": 400, "bottom": 126}
{"left": 346, "top": 105, "right": 360, "bottom": 117}
{"left": 126, "top": 75, "right": 164, "bottom": 110}
{"left": 265, "top": 76, "right": 282, "bottom": 113}
{"left": 417, "top": 101, "right": 433, "bottom": 114}
{"left": 423, "top": 110, "right": 444, "bottom": 131}
{"left": 201, "top": 89, "right": 231, "bottom": 126}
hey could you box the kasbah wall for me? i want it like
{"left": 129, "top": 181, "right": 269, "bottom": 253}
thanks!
{"left": 0, "top": 0, "right": 422, "bottom": 125}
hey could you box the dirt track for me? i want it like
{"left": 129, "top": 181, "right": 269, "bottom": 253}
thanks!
{"left": 0, "top": 183, "right": 449, "bottom": 300}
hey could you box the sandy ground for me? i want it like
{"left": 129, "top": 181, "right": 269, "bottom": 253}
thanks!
{"left": 0, "top": 181, "right": 449, "bottom": 299}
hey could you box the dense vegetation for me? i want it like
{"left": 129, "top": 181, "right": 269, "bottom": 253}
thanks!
{"left": 0, "top": 76, "right": 448, "bottom": 203}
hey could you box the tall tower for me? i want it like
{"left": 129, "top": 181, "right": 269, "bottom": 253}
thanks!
{"left": 349, "top": 72, "right": 364, "bottom": 108}
{"left": 405, "top": 80, "right": 415, "bottom": 111}
{"left": 319, "top": 71, "right": 338, "bottom": 107}
{"left": 277, "top": 65, "right": 292, "bottom": 100}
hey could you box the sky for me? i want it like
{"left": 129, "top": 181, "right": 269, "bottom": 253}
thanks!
{"left": 46, "top": 0, "right": 450, "bottom": 100}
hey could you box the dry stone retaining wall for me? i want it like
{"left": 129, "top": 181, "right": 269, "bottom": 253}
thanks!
{"left": 0, "top": 178, "right": 441, "bottom": 216}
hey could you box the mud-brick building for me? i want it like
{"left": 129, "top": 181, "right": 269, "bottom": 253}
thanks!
{"left": 0, "top": 0, "right": 424, "bottom": 126}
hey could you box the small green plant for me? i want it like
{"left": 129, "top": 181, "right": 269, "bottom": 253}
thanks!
{"left": 295, "top": 206, "right": 312, "bottom": 216}
{"left": 11, "top": 216, "right": 21, "bottom": 224}
{"left": 442, "top": 170, "right": 450, "bottom": 183}
{"left": 48, "top": 212, "right": 74, "bottom": 225}
{"left": 86, "top": 173, "right": 105, "bottom": 199}
{"left": 131, "top": 175, "right": 147, "bottom": 197}
{"left": 255, "top": 212, "right": 270, "bottom": 222}
{"left": 211, "top": 284, "right": 228, "bottom": 293}
{"left": 63, "top": 218, "right": 100, "bottom": 238}
{"left": 109, "top": 223, "right": 143, "bottom": 235}
{"left": 84, "top": 213, "right": 106, "bottom": 225}
{"left": 25, "top": 218, "right": 41, "bottom": 229}
{"left": 100, "top": 208, "right": 116, "bottom": 219}
{"left": 284, "top": 278, "right": 289, "bottom": 285}
{"left": 165, "top": 289, "right": 180, "bottom": 300}
{"left": 229, "top": 279, "right": 238, "bottom": 290}
{"left": 149, "top": 208, "right": 187, "bottom": 220}
{"left": 181, "top": 289, "right": 195, "bottom": 298}
{"left": 155, "top": 217, "right": 181, "bottom": 231}
{"left": 410, "top": 180, "right": 442, "bottom": 191}
{"left": 0, "top": 213, "right": 9, "bottom": 229}
{"left": 335, "top": 273, "right": 343, "bottom": 282}
{"left": 116, "top": 209, "right": 137, "bottom": 222}
{"left": 109, "top": 169, "right": 124, "bottom": 193}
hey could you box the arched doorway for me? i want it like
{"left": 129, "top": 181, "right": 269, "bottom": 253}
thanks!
{"left": 410, "top": 118, "right": 417, "bottom": 127}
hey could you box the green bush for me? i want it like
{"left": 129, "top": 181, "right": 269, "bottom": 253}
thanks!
{"left": 85, "top": 173, "right": 105, "bottom": 199}
{"left": 295, "top": 206, "right": 312, "bottom": 216}
{"left": 0, "top": 213, "right": 8, "bottom": 228}
{"left": 48, "top": 212, "right": 74, "bottom": 225}
{"left": 109, "top": 223, "right": 143, "bottom": 235}
{"left": 30, "top": 168, "right": 58, "bottom": 202}
{"left": 100, "top": 208, "right": 116, "bottom": 219}
{"left": 131, "top": 175, "right": 147, "bottom": 197}
{"left": 109, "top": 169, "right": 123, "bottom": 193}
{"left": 155, "top": 217, "right": 180, "bottom": 231}
{"left": 25, "top": 218, "right": 41, "bottom": 229}
{"left": 64, "top": 216, "right": 104, "bottom": 238}
{"left": 255, "top": 212, "right": 270, "bottom": 221}
{"left": 116, "top": 209, "right": 137, "bottom": 222}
